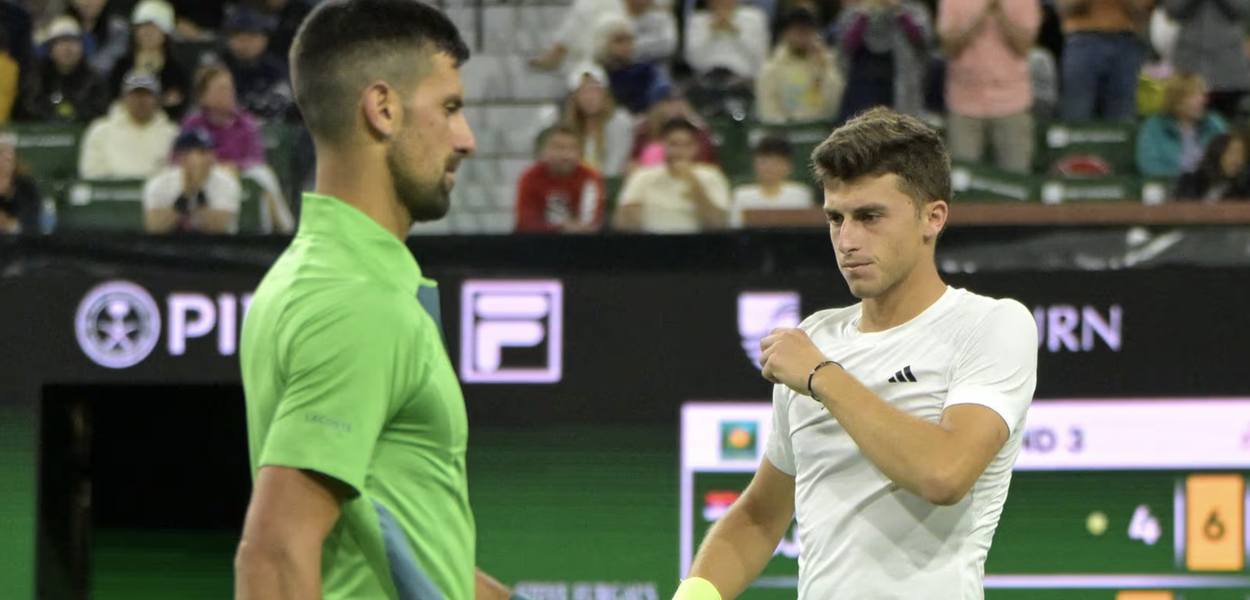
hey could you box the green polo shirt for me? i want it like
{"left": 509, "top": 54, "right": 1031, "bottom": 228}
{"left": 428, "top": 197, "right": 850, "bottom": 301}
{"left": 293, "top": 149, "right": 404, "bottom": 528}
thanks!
{"left": 240, "top": 193, "right": 474, "bottom": 600}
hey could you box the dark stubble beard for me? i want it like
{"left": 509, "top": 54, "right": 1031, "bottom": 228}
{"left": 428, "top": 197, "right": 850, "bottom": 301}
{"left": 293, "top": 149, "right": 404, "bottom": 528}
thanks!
{"left": 387, "top": 136, "right": 451, "bottom": 223}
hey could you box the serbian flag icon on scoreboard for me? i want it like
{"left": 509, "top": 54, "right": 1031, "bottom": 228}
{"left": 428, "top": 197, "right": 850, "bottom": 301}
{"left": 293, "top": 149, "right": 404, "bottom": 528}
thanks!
{"left": 704, "top": 490, "right": 741, "bottom": 522}
{"left": 719, "top": 420, "right": 759, "bottom": 460}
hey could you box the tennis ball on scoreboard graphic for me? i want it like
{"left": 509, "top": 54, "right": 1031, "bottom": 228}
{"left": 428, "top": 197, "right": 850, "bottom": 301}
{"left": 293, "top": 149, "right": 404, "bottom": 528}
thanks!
{"left": 1087, "top": 511, "right": 1109, "bottom": 536}
{"left": 720, "top": 421, "right": 759, "bottom": 460}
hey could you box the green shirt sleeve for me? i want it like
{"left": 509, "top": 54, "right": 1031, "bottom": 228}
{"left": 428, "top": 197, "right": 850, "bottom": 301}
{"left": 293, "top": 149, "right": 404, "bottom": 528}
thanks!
{"left": 258, "top": 290, "right": 413, "bottom": 496}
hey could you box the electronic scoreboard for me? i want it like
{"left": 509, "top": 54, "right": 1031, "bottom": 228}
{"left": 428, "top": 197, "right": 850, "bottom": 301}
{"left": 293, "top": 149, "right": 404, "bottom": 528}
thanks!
{"left": 681, "top": 399, "right": 1250, "bottom": 600}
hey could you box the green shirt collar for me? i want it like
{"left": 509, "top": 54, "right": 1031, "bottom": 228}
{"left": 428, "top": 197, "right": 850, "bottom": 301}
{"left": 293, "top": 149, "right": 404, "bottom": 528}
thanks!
{"left": 297, "top": 193, "right": 424, "bottom": 296}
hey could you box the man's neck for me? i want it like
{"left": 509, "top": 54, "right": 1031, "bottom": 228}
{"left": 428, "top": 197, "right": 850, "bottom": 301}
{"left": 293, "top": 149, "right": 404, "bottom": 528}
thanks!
{"left": 313, "top": 146, "right": 411, "bottom": 240}
{"left": 128, "top": 113, "right": 154, "bottom": 127}
{"left": 858, "top": 264, "right": 947, "bottom": 333}
{"left": 758, "top": 180, "right": 783, "bottom": 196}
{"left": 208, "top": 108, "right": 235, "bottom": 125}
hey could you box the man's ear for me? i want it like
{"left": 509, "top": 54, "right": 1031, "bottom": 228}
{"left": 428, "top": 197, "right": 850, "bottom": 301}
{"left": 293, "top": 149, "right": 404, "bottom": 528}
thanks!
{"left": 361, "top": 80, "right": 402, "bottom": 140}
{"left": 923, "top": 199, "right": 949, "bottom": 242}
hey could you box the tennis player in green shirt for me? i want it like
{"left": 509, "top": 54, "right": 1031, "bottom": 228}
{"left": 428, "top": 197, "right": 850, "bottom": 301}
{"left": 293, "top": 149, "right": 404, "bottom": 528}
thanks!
{"left": 235, "top": 1, "right": 519, "bottom": 599}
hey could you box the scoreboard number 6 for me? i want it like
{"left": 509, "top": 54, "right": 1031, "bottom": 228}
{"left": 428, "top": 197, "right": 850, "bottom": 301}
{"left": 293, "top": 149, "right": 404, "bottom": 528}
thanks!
{"left": 1128, "top": 505, "right": 1161, "bottom": 546}
{"left": 1204, "top": 509, "right": 1225, "bottom": 541}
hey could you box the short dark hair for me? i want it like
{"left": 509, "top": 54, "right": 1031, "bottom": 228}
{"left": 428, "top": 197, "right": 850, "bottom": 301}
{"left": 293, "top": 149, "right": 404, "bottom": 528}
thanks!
{"left": 291, "top": 0, "right": 471, "bottom": 143}
{"left": 811, "top": 107, "right": 950, "bottom": 206}
{"left": 535, "top": 123, "right": 580, "bottom": 154}
{"left": 660, "top": 117, "right": 699, "bottom": 138}
{"left": 754, "top": 134, "right": 792, "bottom": 158}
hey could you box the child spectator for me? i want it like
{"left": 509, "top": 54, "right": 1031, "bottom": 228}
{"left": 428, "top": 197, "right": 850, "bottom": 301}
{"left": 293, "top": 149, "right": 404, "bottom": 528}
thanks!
{"left": 1172, "top": 133, "right": 1250, "bottom": 202}
{"left": 79, "top": 71, "right": 178, "bottom": 179}
{"left": 834, "top": 0, "right": 934, "bottom": 124}
{"left": 614, "top": 117, "right": 731, "bottom": 233}
{"left": 1136, "top": 73, "right": 1227, "bottom": 178}
{"left": 756, "top": 7, "right": 844, "bottom": 124}
{"left": 515, "top": 124, "right": 606, "bottom": 233}
{"left": 108, "top": 0, "right": 191, "bottom": 119}
{"left": 0, "top": 131, "right": 44, "bottom": 234}
{"left": 938, "top": 0, "right": 1040, "bottom": 173}
{"left": 20, "top": 17, "right": 110, "bottom": 124}
{"left": 143, "top": 127, "right": 241, "bottom": 234}
{"left": 628, "top": 83, "right": 718, "bottom": 170}
{"left": 730, "top": 134, "right": 815, "bottom": 227}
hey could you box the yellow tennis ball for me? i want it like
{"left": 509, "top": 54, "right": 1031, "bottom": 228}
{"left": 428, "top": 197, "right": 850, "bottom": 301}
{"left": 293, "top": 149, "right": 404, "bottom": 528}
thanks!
{"left": 1087, "top": 511, "right": 1108, "bottom": 536}
{"left": 728, "top": 428, "right": 752, "bottom": 448}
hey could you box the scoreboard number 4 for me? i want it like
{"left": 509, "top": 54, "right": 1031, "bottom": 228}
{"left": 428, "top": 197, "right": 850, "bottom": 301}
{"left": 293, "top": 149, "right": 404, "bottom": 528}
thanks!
{"left": 1128, "top": 505, "right": 1161, "bottom": 546}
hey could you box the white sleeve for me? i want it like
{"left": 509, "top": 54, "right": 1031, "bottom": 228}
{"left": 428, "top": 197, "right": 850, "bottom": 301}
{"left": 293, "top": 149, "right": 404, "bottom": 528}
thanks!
{"left": 766, "top": 384, "right": 797, "bottom": 475}
{"left": 206, "top": 168, "right": 243, "bottom": 212}
{"left": 141, "top": 171, "right": 179, "bottom": 210}
{"left": 683, "top": 13, "right": 714, "bottom": 72}
{"left": 943, "top": 300, "right": 1039, "bottom": 436}
{"left": 697, "top": 167, "right": 732, "bottom": 209}
{"left": 616, "top": 169, "right": 648, "bottom": 206}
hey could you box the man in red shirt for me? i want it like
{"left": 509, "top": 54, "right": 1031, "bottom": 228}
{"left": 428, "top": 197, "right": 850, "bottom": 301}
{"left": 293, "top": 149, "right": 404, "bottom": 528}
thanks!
{"left": 515, "top": 124, "right": 606, "bottom": 233}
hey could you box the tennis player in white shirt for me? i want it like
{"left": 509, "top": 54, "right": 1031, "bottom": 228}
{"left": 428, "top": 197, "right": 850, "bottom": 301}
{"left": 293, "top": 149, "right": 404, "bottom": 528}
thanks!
{"left": 675, "top": 107, "right": 1039, "bottom": 600}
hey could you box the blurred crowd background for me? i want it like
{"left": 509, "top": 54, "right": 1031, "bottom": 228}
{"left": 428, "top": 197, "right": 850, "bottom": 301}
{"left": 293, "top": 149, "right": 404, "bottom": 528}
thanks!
{"left": 0, "top": 0, "right": 1247, "bottom": 237}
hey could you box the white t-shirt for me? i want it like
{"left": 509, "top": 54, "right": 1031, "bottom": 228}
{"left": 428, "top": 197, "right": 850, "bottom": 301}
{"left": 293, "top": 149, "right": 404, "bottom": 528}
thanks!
{"left": 767, "top": 287, "right": 1038, "bottom": 600}
{"left": 617, "top": 164, "right": 731, "bottom": 233}
{"left": 684, "top": 6, "right": 771, "bottom": 79}
{"left": 143, "top": 165, "right": 243, "bottom": 233}
{"left": 730, "top": 182, "right": 814, "bottom": 228}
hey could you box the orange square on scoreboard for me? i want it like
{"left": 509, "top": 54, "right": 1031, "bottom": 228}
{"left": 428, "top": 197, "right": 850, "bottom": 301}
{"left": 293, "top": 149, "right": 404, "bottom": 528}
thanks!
{"left": 1116, "top": 592, "right": 1173, "bottom": 600}
{"left": 1186, "top": 474, "right": 1245, "bottom": 571}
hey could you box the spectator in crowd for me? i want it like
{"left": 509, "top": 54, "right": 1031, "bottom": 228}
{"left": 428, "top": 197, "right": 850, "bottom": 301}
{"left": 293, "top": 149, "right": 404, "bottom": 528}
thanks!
{"left": 834, "top": 0, "right": 934, "bottom": 124}
{"left": 623, "top": 0, "right": 678, "bottom": 64}
{"left": 180, "top": 63, "right": 293, "bottom": 232}
{"left": 1137, "top": 73, "right": 1227, "bottom": 178}
{"left": 79, "top": 70, "right": 177, "bottom": 178}
{"left": 530, "top": 0, "right": 625, "bottom": 73}
{"left": 108, "top": 0, "right": 191, "bottom": 119}
{"left": 181, "top": 64, "right": 264, "bottom": 170}
{"left": 628, "top": 83, "right": 718, "bottom": 170}
{"left": 756, "top": 7, "right": 844, "bottom": 124}
{"left": 219, "top": 8, "right": 292, "bottom": 120}
{"left": 19, "top": 17, "right": 110, "bottom": 123}
{"left": 237, "top": 0, "right": 313, "bottom": 67}
{"left": 937, "top": 0, "right": 1040, "bottom": 173}
{"left": 684, "top": 0, "right": 771, "bottom": 82}
{"left": 143, "top": 127, "right": 241, "bottom": 233}
{"left": 0, "top": 28, "right": 17, "bottom": 124}
{"left": 613, "top": 117, "right": 731, "bottom": 233}
{"left": 57, "top": 0, "right": 130, "bottom": 77}
{"left": 168, "top": 0, "right": 227, "bottom": 39}
{"left": 555, "top": 64, "right": 636, "bottom": 178}
{"left": 1, "top": 0, "right": 35, "bottom": 70}
{"left": 1057, "top": 0, "right": 1151, "bottom": 122}
{"left": 1172, "top": 132, "right": 1250, "bottom": 201}
{"left": 730, "top": 134, "right": 815, "bottom": 227}
{"left": 1164, "top": 0, "right": 1250, "bottom": 119}
{"left": 0, "top": 131, "right": 44, "bottom": 234}
{"left": 515, "top": 124, "right": 606, "bottom": 233}
{"left": 594, "top": 14, "right": 669, "bottom": 114}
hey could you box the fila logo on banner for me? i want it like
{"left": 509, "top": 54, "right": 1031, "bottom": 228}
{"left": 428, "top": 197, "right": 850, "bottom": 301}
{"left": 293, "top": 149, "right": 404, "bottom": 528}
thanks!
{"left": 460, "top": 280, "right": 564, "bottom": 384}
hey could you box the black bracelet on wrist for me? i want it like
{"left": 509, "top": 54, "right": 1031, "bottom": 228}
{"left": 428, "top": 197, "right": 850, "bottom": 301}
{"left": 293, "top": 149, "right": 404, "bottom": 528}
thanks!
{"left": 807, "top": 359, "right": 842, "bottom": 402}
